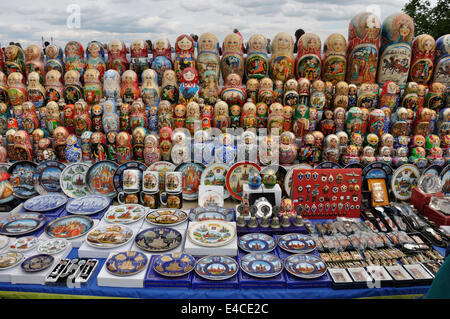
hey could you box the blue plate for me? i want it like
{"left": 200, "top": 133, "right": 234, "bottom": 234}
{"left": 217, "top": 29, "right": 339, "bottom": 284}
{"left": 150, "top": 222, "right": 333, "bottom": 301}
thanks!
{"left": 7, "top": 161, "right": 38, "bottom": 199}
{"left": 66, "top": 195, "right": 111, "bottom": 215}
{"left": 153, "top": 252, "right": 195, "bottom": 277}
{"left": 284, "top": 254, "right": 327, "bottom": 279}
{"left": 238, "top": 233, "right": 276, "bottom": 253}
{"left": 21, "top": 254, "right": 54, "bottom": 272}
{"left": 23, "top": 193, "right": 68, "bottom": 212}
{"left": 33, "top": 161, "right": 66, "bottom": 194}
{"left": 277, "top": 233, "right": 316, "bottom": 254}
{"left": 105, "top": 251, "right": 148, "bottom": 277}
{"left": 135, "top": 227, "right": 182, "bottom": 252}
{"left": 195, "top": 255, "right": 239, "bottom": 280}
{"left": 239, "top": 253, "right": 283, "bottom": 278}
{"left": 0, "top": 219, "right": 40, "bottom": 236}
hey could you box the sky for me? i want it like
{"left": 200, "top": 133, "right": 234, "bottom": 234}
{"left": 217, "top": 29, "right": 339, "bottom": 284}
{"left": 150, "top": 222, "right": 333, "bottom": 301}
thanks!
{"left": 0, "top": 0, "right": 412, "bottom": 49}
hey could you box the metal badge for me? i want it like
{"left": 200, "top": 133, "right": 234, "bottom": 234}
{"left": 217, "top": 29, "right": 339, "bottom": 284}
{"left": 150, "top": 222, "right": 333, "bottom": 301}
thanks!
{"left": 341, "top": 185, "right": 347, "bottom": 192}
{"left": 319, "top": 196, "right": 324, "bottom": 203}
{"left": 345, "top": 203, "right": 350, "bottom": 211}
{"left": 332, "top": 196, "right": 337, "bottom": 201}
{"left": 349, "top": 184, "right": 354, "bottom": 192}
{"left": 338, "top": 203, "right": 343, "bottom": 210}
{"left": 332, "top": 186, "right": 338, "bottom": 193}
{"left": 331, "top": 203, "right": 337, "bottom": 211}
{"left": 305, "top": 172, "right": 311, "bottom": 180}
{"left": 311, "top": 204, "right": 317, "bottom": 214}
{"left": 304, "top": 204, "right": 310, "bottom": 212}
{"left": 323, "top": 185, "right": 329, "bottom": 194}
{"left": 297, "top": 173, "right": 304, "bottom": 181}
{"left": 297, "top": 186, "right": 304, "bottom": 193}
{"left": 354, "top": 185, "right": 360, "bottom": 192}
{"left": 318, "top": 203, "right": 324, "bottom": 212}
{"left": 353, "top": 195, "right": 358, "bottom": 202}
{"left": 321, "top": 175, "right": 327, "bottom": 182}
{"left": 336, "top": 174, "right": 344, "bottom": 183}
{"left": 328, "top": 175, "right": 334, "bottom": 183}
{"left": 312, "top": 172, "right": 318, "bottom": 181}
{"left": 325, "top": 203, "right": 330, "bottom": 212}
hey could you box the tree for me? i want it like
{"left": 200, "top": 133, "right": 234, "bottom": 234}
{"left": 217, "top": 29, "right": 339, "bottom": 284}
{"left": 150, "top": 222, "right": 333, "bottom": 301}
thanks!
{"left": 403, "top": 0, "right": 450, "bottom": 39}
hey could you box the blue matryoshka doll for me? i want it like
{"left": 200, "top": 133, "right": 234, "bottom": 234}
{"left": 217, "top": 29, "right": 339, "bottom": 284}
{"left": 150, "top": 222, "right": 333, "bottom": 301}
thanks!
{"left": 103, "top": 69, "right": 121, "bottom": 100}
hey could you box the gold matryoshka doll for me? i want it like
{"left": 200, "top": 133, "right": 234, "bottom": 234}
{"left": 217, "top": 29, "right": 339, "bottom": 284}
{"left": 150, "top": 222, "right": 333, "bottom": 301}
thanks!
{"left": 24, "top": 44, "right": 45, "bottom": 82}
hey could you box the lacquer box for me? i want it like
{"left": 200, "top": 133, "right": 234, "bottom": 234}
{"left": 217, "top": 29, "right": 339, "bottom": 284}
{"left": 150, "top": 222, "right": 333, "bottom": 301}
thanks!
{"left": 144, "top": 255, "right": 193, "bottom": 288}
{"left": 237, "top": 251, "right": 286, "bottom": 289}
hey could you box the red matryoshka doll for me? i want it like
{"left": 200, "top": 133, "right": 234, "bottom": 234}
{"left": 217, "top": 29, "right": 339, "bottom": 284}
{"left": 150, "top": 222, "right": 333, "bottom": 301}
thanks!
{"left": 425, "top": 82, "right": 446, "bottom": 111}
{"left": 245, "top": 34, "right": 269, "bottom": 80}
{"left": 295, "top": 33, "right": 322, "bottom": 81}
{"left": 267, "top": 102, "right": 284, "bottom": 134}
{"left": 186, "top": 101, "right": 201, "bottom": 135}
{"left": 45, "top": 44, "right": 64, "bottom": 75}
{"left": 132, "top": 127, "right": 147, "bottom": 161}
{"left": 229, "top": 104, "right": 241, "bottom": 129}
{"left": 270, "top": 32, "right": 295, "bottom": 83}
{"left": 273, "top": 80, "right": 284, "bottom": 104}
{"left": 213, "top": 100, "right": 229, "bottom": 133}
{"left": 324, "top": 81, "right": 334, "bottom": 110}
{"left": 13, "top": 130, "right": 33, "bottom": 161}
{"left": 44, "top": 101, "right": 61, "bottom": 135}
{"left": 401, "top": 81, "right": 419, "bottom": 109}
{"left": 409, "top": 34, "right": 435, "bottom": 85}
{"left": 279, "top": 131, "right": 297, "bottom": 164}
{"left": 121, "top": 70, "right": 140, "bottom": 104}
{"left": 160, "top": 70, "right": 179, "bottom": 106}
{"left": 0, "top": 72, "right": 9, "bottom": 106}
{"left": 369, "top": 109, "right": 385, "bottom": 138}
{"left": 83, "top": 68, "right": 102, "bottom": 106}
{"left": 159, "top": 126, "right": 173, "bottom": 161}
{"left": 158, "top": 100, "right": 173, "bottom": 130}
{"left": 246, "top": 78, "right": 259, "bottom": 104}
{"left": 64, "top": 41, "right": 85, "bottom": 78}
{"left": 130, "top": 39, "right": 149, "bottom": 84}
{"left": 200, "top": 74, "right": 220, "bottom": 106}
{"left": 174, "top": 34, "right": 196, "bottom": 83}
{"left": 86, "top": 41, "right": 106, "bottom": 80}
{"left": 377, "top": 13, "right": 414, "bottom": 87}
{"left": 24, "top": 44, "right": 45, "bottom": 82}
{"left": 283, "top": 105, "right": 294, "bottom": 132}
{"left": 129, "top": 99, "right": 147, "bottom": 131}
{"left": 179, "top": 67, "right": 200, "bottom": 105}
{"left": 91, "top": 103, "right": 103, "bottom": 133}
{"left": 117, "top": 102, "right": 130, "bottom": 132}
{"left": 103, "top": 69, "right": 121, "bottom": 100}
{"left": 416, "top": 84, "right": 427, "bottom": 109}
{"left": 144, "top": 133, "right": 161, "bottom": 166}
{"left": 63, "top": 104, "right": 75, "bottom": 134}
{"left": 7, "top": 72, "right": 27, "bottom": 106}
{"left": 346, "top": 106, "right": 363, "bottom": 135}
{"left": 432, "top": 35, "right": 450, "bottom": 87}
{"left": 151, "top": 38, "right": 173, "bottom": 86}
{"left": 379, "top": 81, "right": 400, "bottom": 110}
{"left": 107, "top": 39, "right": 129, "bottom": 76}
{"left": 319, "top": 109, "right": 335, "bottom": 136}
{"left": 257, "top": 77, "right": 274, "bottom": 105}
{"left": 413, "top": 107, "right": 432, "bottom": 136}
{"left": 4, "top": 44, "right": 25, "bottom": 76}
{"left": 63, "top": 70, "right": 83, "bottom": 105}
{"left": 27, "top": 71, "right": 46, "bottom": 109}
{"left": 427, "top": 146, "right": 445, "bottom": 166}
{"left": 115, "top": 131, "right": 133, "bottom": 164}
{"left": 310, "top": 80, "right": 326, "bottom": 111}
{"left": 322, "top": 33, "right": 347, "bottom": 84}
{"left": 346, "top": 12, "right": 381, "bottom": 85}
{"left": 173, "top": 104, "right": 187, "bottom": 129}
{"left": 21, "top": 102, "right": 40, "bottom": 134}
{"left": 197, "top": 32, "right": 221, "bottom": 84}
{"left": 297, "top": 77, "right": 310, "bottom": 106}
{"left": 44, "top": 70, "right": 63, "bottom": 102}
{"left": 220, "top": 33, "right": 244, "bottom": 82}
{"left": 256, "top": 102, "right": 268, "bottom": 129}
{"left": 241, "top": 100, "right": 258, "bottom": 130}
{"left": 333, "top": 81, "right": 349, "bottom": 110}
{"left": 53, "top": 126, "right": 69, "bottom": 161}
{"left": 74, "top": 99, "right": 91, "bottom": 137}
{"left": 140, "top": 69, "right": 160, "bottom": 108}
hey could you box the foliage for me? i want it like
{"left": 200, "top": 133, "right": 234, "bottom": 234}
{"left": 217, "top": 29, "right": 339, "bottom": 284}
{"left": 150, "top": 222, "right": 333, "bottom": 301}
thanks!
{"left": 403, "top": 0, "right": 450, "bottom": 39}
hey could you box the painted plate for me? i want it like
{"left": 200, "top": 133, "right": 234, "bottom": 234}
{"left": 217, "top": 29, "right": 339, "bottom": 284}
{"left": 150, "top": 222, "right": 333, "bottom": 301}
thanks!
{"left": 226, "top": 161, "right": 261, "bottom": 201}
{"left": 33, "top": 160, "right": 66, "bottom": 194}
{"left": 66, "top": 195, "right": 111, "bottom": 215}
{"left": 195, "top": 255, "right": 239, "bottom": 281}
{"left": 21, "top": 254, "right": 54, "bottom": 272}
{"left": 238, "top": 233, "right": 276, "bottom": 253}
{"left": 9, "top": 236, "right": 39, "bottom": 252}
{"left": 362, "top": 161, "right": 393, "bottom": 190}
{"left": 147, "top": 161, "right": 176, "bottom": 191}
{"left": 7, "top": 161, "right": 38, "bottom": 199}
{"left": 135, "top": 227, "right": 182, "bottom": 252}
{"left": 60, "top": 163, "right": 91, "bottom": 198}
{"left": 0, "top": 252, "right": 24, "bottom": 270}
{"left": 391, "top": 164, "right": 420, "bottom": 201}
{"left": 45, "top": 215, "right": 94, "bottom": 240}
{"left": 145, "top": 209, "right": 188, "bottom": 226}
{"left": 104, "top": 204, "right": 147, "bottom": 224}
{"left": 284, "top": 254, "right": 327, "bottom": 279}
{"left": 440, "top": 164, "right": 450, "bottom": 194}
{"left": 187, "top": 221, "right": 236, "bottom": 247}
{"left": 423, "top": 164, "right": 443, "bottom": 177}
{"left": 284, "top": 163, "right": 313, "bottom": 197}
{"left": 277, "top": 233, "right": 316, "bottom": 254}
{"left": 0, "top": 235, "right": 9, "bottom": 250}
{"left": 175, "top": 162, "right": 205, "bottom": 200}
{"left": 239, "top": 253, "right": 283, "bottom": 278}
{"left": 37, "top": 238, "right": 70, "bottom": 255}
{"left": 86, "top": 224, "right": 133, "bottom": 249}
{"left": 113, "top": 161, "right": 148, "bottom": 192}
{"left": 23, "top": 193, "right": 68, "bottom": 212}
{"left": 200, "top": 163, "right": 231, "bottom": 199}
{"left": 188, "top": 207, "right": 234, "bottom": 222}
{"left": 105, "top": 251, "right": 148, "bottom": 277}
{"left": 153, "top": 252, "right": 195, "bottom": 277}
{"left": 0, "top": 219, "right": 41, "bottom": 236}
{"left": 86, "top": 160, "right": 118, "bottom": 197}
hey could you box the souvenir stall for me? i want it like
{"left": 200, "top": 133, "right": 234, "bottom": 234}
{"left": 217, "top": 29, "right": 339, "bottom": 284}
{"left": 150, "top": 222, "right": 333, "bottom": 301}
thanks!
{"left": 0, "top": 12, "right": 449, "bottom": 299}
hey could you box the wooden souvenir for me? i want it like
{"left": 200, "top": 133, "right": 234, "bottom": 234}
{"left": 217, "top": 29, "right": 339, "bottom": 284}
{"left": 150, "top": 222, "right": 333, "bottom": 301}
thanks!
{"left": 21, "top": 102, "right": 40, "bottom": 134}
{"left": 409, "top": 147, "right": 427, "bottom": 168}
{"left": 158, "top": 100, "right": 173, "bottom": 130}
{"left": 259, "top": 136, "right": 277, "bottom": 166}
{"left": 44, "top": 70, "right": 63, "bottom": 102}
{"left": 53, "top": 126, "right": 69, "bottom": 161}
{"left": 151, "top": 38, "right": 173, "bottom": 86}
{"left": 319, "top": 109, "right": 335, "bottom": 136}
{"left": 115, "top": 131, "right": 133, "bottom": 164}
{"left": 432, "top": 34, "right": 450, "bottom": 87}
{"left": 220, "top": 73, "right": 247, "bottom": 106}
{"left": 283, "top": 79, "right": 299, "bottom": 107}
{"left": 346, "top": 12, "right": 381, "bottom": 85}
{"left": 35, "top": 137, "right": 56, "bottom": 162}
{"left": 4, "top": 44, "right": 25, "bottom": 76}
{"left": 413, "top": 107, "right": 432, "bottom": 136}
{"left": 416, "top": 84, "right": 427, "bottom": 109}
{"left": 31, "top": 128, "right": 44, "bottom": 154}
{"left": 144, "top": 134, "right": 161, "bottom": 166}
{"left": 159, "top": 126, "right": 173, "bottom": 161}
{"left": 0, "top": 136, "right": 6, "bottom": 163}
{"left": 245, "top": 34, "right": 269, "bottom": 80}
{"left": 173, "top": 104, "right": 187, "bottom": 129}
{"left": 147, "top": 103, "right": 158, "bottom": 133}
{"left": 360, "top": 145, "right": 376, "bottom": 166}
{"left": 212, "top": 100, "right": 229, "bottom": 132}
{"left": 25, "top": 72, "right": 45, "bottom": 110}
{"left": 132, "top": 127, "right": 147, "bottom": 162}
{"left": 24, "top": 44, "right": 45, "bottom": 82}
{"left": 347, "top": 83, "right": 357, "bottom": 108}
{"left": 13, "top": 130, "right": 33, "bottom": 161}
{"left": 241, "top": 100, "right": 258, "bottom": 129}
{"left": 246, "top": 78, "right": 259, "bottom": 104}
{"left": 369, "top": 109, "right": 386, "bottom": 138}
{"left": 80, "top": 131, "right": 92, "bottom": 162}
{"left": 129, "top": 99, "right": 147, "bottom": 131}
{"left": 63, "top": 70, "right": 83, "bottom": 105}
{"left": 5, "top": 129, "right": 16, "bottom": 160}
{"left": 103, "top": 69, "right": 121, "bottom": 100}
{"left": 102, "top": 98, "right": 120, "bottom": 134}
{"left": 379, "top": 81, "right": 400, "bottom": 110}
{"left": 107, "top": 39, "right": 129, "bottom": 75}
{"left": 298, "top": 133, "right": 316, "bottom": 164}
{"left": 91, "top": 103, "right": 103, "bottom": 133}
{"left": 174, "top": 34, "right": 196, "bottom": 83}
{"left": 255, "top": 102, "right": 268, "bottom": 128}
{"left": 130, "top": 39, "right": 150, "bottom": 83}
{"left": 270, "top": 32, "right": 295, "bottom": 83}
{"left": 322, "top": 33, "right": 347, "bottom": 84}
{"left": 197, "top": 32, "right": 221, "bottom": 84}
{"left": 357, "top": 83, "right": 375, "bottom": 110}
{"left": 199, "top": 75, "right": 220, "bottom": 106}
{"left": 12, "top": 104, "right": 23, "bottom": 130}
{"left": 292, "top": 104, "right": 309, "bottom": 137}
{"left": 83, "top": 68, "right": 102, "bottom": 106}
{"left": 73, "top": 99, "right": 91, "bottom": 137}
{"left": 220, "top": 33, "right": 244, "bottom": 82}
{"left": 409, "top": 34, "right": 435, "bottom": 85}
{"left": 333, "top": 81, "right": 348, "bottom": 110}
{"left": 179, "top": 67, "right": 200, "bottom": 105}
{"left": 425, "top": 82, "right": 446, "bottom": 111}
{"left": 279, "top": 131, "right": 297, "bottom": 164}
{"left": 86, "top": 41, "right": 106, "bottom": 81}
{"left": 345, "top": 106, "right": 363, "bottom": 135}
{"left": 297, "top": 77, "right": 310, "bottom": 106}
{"left": 7, "top": 72, "right": 27, "bottom": 106}
{"left": 257, "top": 77, "right": 274, "bottom": 105}
{"left": 200, "top": 100, "right": 214, "bottom": 130}
{"left": 401, "top": 81, "right": 418, "bottom": 109}
{"left": 310, "top": 80, "right": 326, "bottom": 111}
{"left": 267, "top": 102, "right": 284, "bottom": 134}
{"left": 283, "top": 105, "right": 294, "bottom": 132}
{"left": 88, "top": 131, "right": 106, "bottom": 163}
{"left": 0, "top": 71, "right": 8, "bottom": 106}
{"left": 295, "top": 33, "right": 322, "bottom": 81}
{"left": 105, "top": 131, "right": 117, "bottom": 161}
{"left": 273, "top": 79, "right": 284, "bottom": 104}
{"left": 186, "top": 101, "right": 201, "bottom": 135}
{"left": 121, "top": 70, "right": 140, "bottom": 103}
{"left": 140, "top": 68, "right": 160, "bottom": 109}
{"left": 160, "top": 70, "right": 179, "bottom": 106}
{"left": 45, "top": 44, "right": 64, "bottom": 75}
{"left": 44, "top": 101, "right": 61, "bottom": 135}
{"left": 64, "top": 41, "right": 85, "bottom": 78}
{"left": 65, "top": 134, "right": 81, "bottom": 163}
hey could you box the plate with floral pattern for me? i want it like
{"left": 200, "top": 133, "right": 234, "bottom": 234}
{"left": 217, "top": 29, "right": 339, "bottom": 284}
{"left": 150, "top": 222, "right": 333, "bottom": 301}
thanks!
{"left": 9, "top": 236, "right": 39, "bottom": 252}
{"left": 187, "top": 221, "right": 236, "bottom": 247}
{"left": 153, "top": 252, "right": 195, "bottom": 277}
{"left": 104, "top": 204, "right": 147, "bottom": 224}
{"left": 239, "top": 253, "right": 283, "bottom": 278}
{"left": 105, "top": 251, "right": 148, "bottom": 277}
{"left": 86, "top": 224, "right": 134, "bottom": 249}
{"left": 195, "top": 255, "right": 239, "bottom": 281}
{"left": 37, "top": 238, "right": 70, "bottom": 255}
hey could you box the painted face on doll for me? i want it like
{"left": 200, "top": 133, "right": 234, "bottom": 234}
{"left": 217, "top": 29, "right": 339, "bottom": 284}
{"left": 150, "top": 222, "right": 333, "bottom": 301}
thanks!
{"left": 231, "top": 105, "right": 241, "bottom": 116}
{"left": 175, "top": 105, "right": 186, "bottom": 117}
{"left": 109, "top": 40, "right": 122, "bottom": 54}
{"left": 85, "top": 69, "right": 99, "bottom": 83}
{"left": 399, "top": 23, "right": 411, "bottom": 38}
{"left": 64, "top": 107, "right": 73, "bottom": 118}
{"left": 131, "top": 40, "right": 144, "bottom": 53}
{"left": 329, "top": 136, "right": 339, "bottom": 149}
{"left": 364, "top": 147, "right": 374, "bottom": 157}
{"left": 5, "top": 46, "right": 17, "bottom": 60}
{"left": 155, "top": 39, "right": 167, "bottom": 50}
{"left": 104, "top": 101, "right": 114, "bottom": 114}
{"left": 271, "top": 103, "right": 283, "bottom": 115}
{"left": 88, "top": 43, "right": 100, "bottom": 58}
{"left": 276, "top": 33, "right": 292, "bottom": 51}
{"left": 183, "top": 70, "right": 196, "bottom": 82}
{"left": 92, "top": 105, "right": 102, "bottom": 116}
{"left": 107, "top": 132, "right": 116, "bottom": 144}
{"left": 64, "top": 71, "right": 78, "bottom": 85}
{"left": 331, "top": 37, "right": 345, "bottom": 53}
{"left": 46, "top": 45, "right": 58, "bottom": 58}
{"left": 283, "top": 106, "right": 293, "bottom": 118}
{"left": 250, "top": 35, "right": 265, "bottom": 51}
{"left": 66, "top": 44, "right": 78, "bottom": 55}
{"left": 178, "top": 36, "right": 193, "bottom": 51}
{"left": 14, "top": 105, "right": 23, "bottom": 116}
{"left": 304, "top": 134, "right": 315, "bottom": 145}
{"left": 415, "top": 136, "right": 425, "bottom": 147}
{"left": 423, "top": 38, "right": 434, "bottom": 53}
{"left": 46, "top": 70, "right": 59, "bottom": 85}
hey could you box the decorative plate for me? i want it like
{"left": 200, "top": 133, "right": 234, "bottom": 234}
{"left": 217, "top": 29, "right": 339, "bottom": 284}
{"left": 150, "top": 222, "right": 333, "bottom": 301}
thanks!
{"left": 7, "top": 161, "right": 38, "bottom": 199}
{"left": 226, "top": 161, "right": 261, "bottom": 201}
{"left": 187, "top": 221, "right": 236, "bottom": 247}
{"left": 66, "top": 195, "right": 111, "bottom": 215}
{"left": 147, "top": 161, "right": 176, "bottom": 191}
{"left": 23, "top": 193, "right": 68, "bottom": 212}
{"left": 135, "top": 227, "right": 182, "bottom": 252}
{"left": 423, "top": 164, "right": 443, "bottom": 177}
{"left": 153, "top": 252, "right": 196, "bottom": 277}
{"left": 45, "top": 215, "right": 94, "bottom": 240}
{"left": 362, "top": 161, "right": 393, "bottom": 190}
{"left": 37, "top": 238, "right": 69, "bottom": 255}
{"left": 86, "top": 160, "right": 118, "bottom": 197}
{"left": 391, "top": 164, "right": 420, "bottom": 201}
{"left": 0, "top": 235, "right": 9, "bottom": 250}
{"left": 113, "top": 161, "right": 148, "bottom": 192}
{"left": 105, "top": 251, "right": 148, "bottom": 277}
{"left": 284, "top": 254, "right": 327, "bottom": 279}
{"left": 200, "top": 163, "right": 231, "bottom": 199}
{"left": 277, "top": 233, "right": 316, "bottom": 254}
{"left": 261, "top": 165, "right": 287, "bottom": 194}
{"left": 195, "top": 255, "right": 239, "bottom": 281}
{"left": 239, "top": 253, "right": 283, "bottom": 278}
{"left": 33, "top": 160, "right": 66, "bottom": 194}
{"left": 175, "top": 162, "right": 205, "bottom": 200}
{"left": 60, "top": 163, "right": 91, "bottom": 198}
{"left": 0, "top": 219, "right": 42, "bottom": 236}
{"left": 188, "top": 207, "right": 234, "bottom": 222}
{"left": 284, "top": 163, "right": 313, "bottom": 197}
{"left": 86, "top": 224, "right": 133, "bottom": 249}
{"left": 440, "top": 164, "right": 450, "bottom": 194}
{"left": 0, "top": 252, "right": 24, "bottom": 270}
{"left": 9, "top": 236, "right": 39, "bottom": 252}
{"left": 418, "top": 174, "right": 443, "bottom": 194}
{"left": 344, "top": 163, "right": 365, "bottom": 170}
{"left": 315, "top": 162, "right": 342, "bottom": 169}
{"left": 145, "top": 209, "right": 188, "bottom": 226}
{"left": 238, "top": 233, "right": 276, "bottom": 253}
{"left": 21, "top": 254, "right": 54, "bottom": 272}
{"left": 104, "top": 204, "right": 147, "bottom": 224}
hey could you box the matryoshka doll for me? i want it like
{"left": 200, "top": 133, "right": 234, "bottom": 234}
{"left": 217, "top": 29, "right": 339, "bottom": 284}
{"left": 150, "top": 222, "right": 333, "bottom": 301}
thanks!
{"left": 220, "top": 33, "right": 244, "bottom": 82}
{"left": 35, "top": 137, "right": 54, "bottom": 162}
{"left": 292, "top": 104, "right": 309, "bottom": 137}
{"left": 246, "top": 78, "right": 259, "bottom": 104}
{"left": 212, "top": 100, "right": 229, "bottom": 133}
{"left": 159, "top": 126, "right": 173, "bottom": 161}
{"left": 283, "top": 105, "right": 294, "bottom": 132}
{"left": 256, "top": 102, "right": 268, "bottom": 129}
{"left": 38, "top": 107, "right": 47, "bottom": 134}
{"left": 4, "top": 44, "right": 25, "bottom": 76}
{"left": 269, "top": 32, "right": 295, "bottom": 83}
{"left": 140, "top": 69, "right": 160, "bottom": 108}
{"left": 83, "top": 68, "right": 102, "bottom": 106}
{"left": 334, "top": 107, "right": 346, "bottom": 132}
{"left": 432, "top": 35, "right": 450, "bottom": 87}
{"left": 333, "top": 81, "right": 349, "bottom": 110}
{"left": 199, "top": 99, "right": 213, "bottom": 131}
{"left": 350, "top": 132, "right": 364, "bottom": 153}
{"left": 323, "top": 134, "right": 340, "bottom": 163}
{"left": 409, "top": 34, "right": 435, "bottom": 85}
{"left": 214, "top": 133, "right": 236, "bottom": 165}
{"left": 346, "top": 106, "right": 363, "bottom": 135}
{"left": 132, "top": 127, "right": 147, "bottom": 162}
{"left": 267, "top": 102, "right": 284, "bottom": 134}
{"left": 7, "top": 72, "right": 27, "bottom": 106}
{"left": 401, "top": 81, "right": 419, "bottom": 109}
{"left": 413, "top": 107, "right": 432, "bottom": 136}
{"left": 86, "top": 41, "right": 106, "bottom": 80}
{"left": 379, "top": 81, "right": 400, "bottom": 110}
{"left": 151, "top": 38, "right": 173, "bottom": 86}
{"left": 322, "top": 33, "right": 347, "bottom": 84}
{"left": 27, "top": 71, "right": 46, "bottom": 109}
{"left": 73, "top": 99, "right": 91, "bottom": 137}
{"left": 160, "top": 70, "right": 179, "bottom": 106}
{"left": 13, "top": 130, "right": 33, "bottom": 161}
{"left": 5, "top": 129, "right": 16, "bottom": 160}
{"left": 369, "top": 109, "right": 386, "bottom": 138}
{"left": 80, "top": 131, "right": 92, "bottom": 162}
{"left": 342, "top": 144, "right": 360, "bottom": 165}
{"left": 279, "top": 131, "right": 297, "bottom": 164}
{"left": 257, "top": 77, "right": 274, "bottom": 105}
{"left": 174, "top": 34, "right": 196, "bottom": 83}
{"left": 295, "top": 33, "right": 322, "bottom": 81}
{"left": 63, "top": 70, "right": 83, "bottom": 105}
{"left": 91, "top": 103, "right": 103, "bottom": 133}
{"left": 106, "top": 131, "right": 117, "bottom": 161}
{"left": 357, "top": 83, "right": 376, "bottom": 110}
{"left": 346, "top": 12, "right": 381, "bottom": 85}
{"left": 229, "top": 104, "right": 241, "bottom": 129}
{"left": 392, "top": 146, "right": 408, "bottom": 167}
{"left": 44, "top": 101, "right": 61, "bottom": 135}
{"left": 310, "top": 80, "right": 326, "bottom": 112}
{"left": 298, "top": 78, "right": 310, "bottom": 106}
{"left": 144, "top": 133, "right": 161, "bottom": 166}
{"left": 53, "top": 126, "right": 69, "bottom": 161}
{"left": 245, "top": 34, "right": 269, "bottom": 80}
{"left": 298, "top": 133, "right": 316, "bottom": 164}
{"left": 273, "top": 80, "right": 284, "bottom": 104}
{"left": 115, "top": 131, "right": 133, "bottom": 164}
{"left": 186, "top": 101, "right": 201, "bottom": 135}
{"left": 283, "top": 79, "right": 299, "bottom": 107}
{"left": 107, "top": 39, "right": 129, "bottom": 76}
{"left": 63, "top": 104, "right": 75, "bottom": 134}
{"left": 192, "top": 130, "right": 214, "bottom": 165}
{"left": 197, "top": 32, "right": 221, "bottom": 84}
{"left": 360, "top": 146, "right": 376, "bottom": 166}
{"left": 121, "top": 70, "right": 140, "bottom": 104}
{"left": 0, "top": 72, "right": 8, "bottom": 106}
{"left": 31, "top": 128, "right": 44, "bottom": 155}
{"left": 129, "top": 99, "right": 147, "bottom": 131}
{"left": 377, "top": 13, "right": 414, "bottom": 86}
{"left": 416, "top": 84, "right": 427, "bottom": 109}
{"left": 45, "top": 44, "right": 64, "bottom": 75}
{"left": 220, "top": 73, "right": 246, "bottom": 107}
{"left": 179, "top": 67, "right": 200, "bottom": 105}
{"left": 241, "top": 100, "right": 258, "bottom": 130}
{"left": 377, "top": 146, "right": 393, "bottom": 165}
{"left": 259, "top": 136, "right": 278, "bottom": 166}
{"left": 24, "top": 44, "right": 45, "bottom": 82}
{"left": 438, "top": 108, "right": 450, "bottom": 137}
{"left": 21, "top": 102, "right": 40, "bottom": 134}
{"left": 173, "top": 104, "right": 187, "bottom": 129}
{"left": 44, "top": 70, "right": 63, "bottom": 102}
{"left": 171, "top": 129, "right": 190, "bottom": 165}
{"left": 13, "top": 104, "right": 23, "bottom": 130}
{"left": 0, "top": 136, "right": 7, "bottom": 163}
{"left": 319, "top": 109, "right": 335, "bottom": 136}
{"left": 158, "top": 100, "right": 173, "bottom": 130}
{"left": 129, "top": 39, "right": 149, "bottom": 83}
{"left": 238, "top": 130, "right": 258, "bottom": 162}
{"left": 103, "top": 69, "right": 121, "bottom": 100}
{"left": 427, "top": 146, "right": 445, "bottom": 166}
{"left": 425, "top": 82, "right": 446, "bottom": 111}
{"left": 101, "top": 98, "right": 119, "bottom": 135}
{"left": 409, "top": 146, "right": 427, "bottom": 169}
{"left": 348, "top": 83, "right": 358, "bottom": 107}
{"left": 364, "top": 132, "right": 379, "bottom": 150}
{"left": 90, "top": 131, "right": 107, "bottom": 163}
{"left": 64, "top": 41, "right": 85, "bottom": 78}
{"left": 200, "top": 74, "right": 220, "bottom": 106}
{"left": 65, "top": 134, "right": 81, "bottom": 163}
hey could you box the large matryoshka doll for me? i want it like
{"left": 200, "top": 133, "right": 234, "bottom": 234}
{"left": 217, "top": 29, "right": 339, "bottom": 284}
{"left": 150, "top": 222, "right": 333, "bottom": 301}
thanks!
{"left": 0, "top": 103, "right": 9, "bottom": 135}
{"left": 21, "top": 102, "right": 40, "bottom": 134}
{"left": 0, "top": 72, "right": 8, "bottom": 105}
{"left": 379, "top": 81, "right": 400, "bottom": 110}
{"left": 160, "top": 70, "right": 179, "bottom": 106}
{"left": 425, "top": 82, "right": 446, "bottom": 111}
{"left": 346, "top": 106, "right": 363, "bottom": 135}
{"left": 197, "top": 32, "right": 221, "bottom": 84}
{"left": 409, "top": 34, "right": 435, "bottom": 85}
{"left": 432, "top": 34, "right": 450, "bottom": 87}
{"left": 102, "top": 98, "right": 120, "bottom": 134}
{"left": 63, "top": 70, "right": 83, "bottom": 105}
{"left": 103, "top": 69, "right": 121, "bottom": 100}
{"left": 7, "top": 72, "right": 27, "bottom": 106}
{"left": 377, "top": 13, "right": 414, "bottom": 87}
{"left": 118, "top": 101, "right": 131, "bottom": 132}
{"left": 270, "top": 32, "right": 295, "bottom": 83}
{"left": 53, "top": 126, "right": 69, "bottom": 161}
{"left": 151, "top": 38, "right": 173, "bottom": 86}
{"left": 144, "top": 133, "right": 161, "bottom": 166}
{"left": 45, "top": 44, "right": 64, "bottom": 75}
{"left": 174, "top": 34, "right": 196, "bottom": 83}
{"left": 73, "top": 99, "right": 91, "bottom": 137}
{"left": 199, "top": 74, "right": 220, "bottom": 105}
{"left": 64, "top": 41, "right": 85, "bottom": 79}
{"left": 4, "top": 44, "right": 25, "bottom": 76}
{"left": 107, "top": 39, "right": 129, "bottom": 76}
{"left": 220, "top": 33, "right": 244, "bottom": 82}
{"left": 24, "top": 44, "right": 45, "bottom": 82}
{"left": 115, "top": 131, "right": 133, "bottom": 164}
{"left": 413, "top": 107, "right": 432, "bottom": 136}
{"left": 295, "top": 33, "right": 322, "bottom": 81}
{"left": 292, "top": 104, "right": 309, "bottom": 137}
{"left": 179, "top": 67, "right": 200, "bottom": 105}
{"left": 13, "top": 130, "right": 33, "bottom": 161}
{"left": 159, "top": 126, "right": 173, "bottom": 161}
{"left": 158, "top": 100, "right": 173, "bottom": 130}
{"left": 120, "top": 70, "right": 140, "bottom": 104}
{"left": 322, "top": 33, "right": 347, "bottom": 84}
{"left": 273, "top": 80, "right": 284, "bottom": 104}
{"left": 346, "top": 12, "right": 381, "bottom": 85}
{"left": 140, "top": 69, "right": 160, "bottom": 108}
{"left": 220, "top": 73, "right": 247, "bottom": 107}
{"left": 257, "top": 77, "right": 274, "bottom": 106}
{"left": 245, "top": 34, "right": 269, "bottom": 80}
{"left": 27, "top": 71, "right": 46, "bottom": 109}
{"left": 44, "top": 70, "right": 63, "bottom": 102}
{"left": 83, "top": 68, "right": 102, "bottom": 106}
{"left": 173, "top": 104, "right": 186, "bottom": 129}
{"left": 129, "top": 39, "right": 149, "bottom": 83}
{"left": 86, "top": 41, "right": 106, "bottom": 80}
